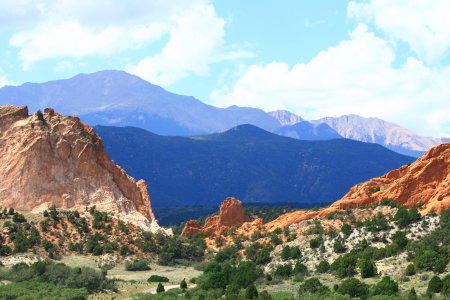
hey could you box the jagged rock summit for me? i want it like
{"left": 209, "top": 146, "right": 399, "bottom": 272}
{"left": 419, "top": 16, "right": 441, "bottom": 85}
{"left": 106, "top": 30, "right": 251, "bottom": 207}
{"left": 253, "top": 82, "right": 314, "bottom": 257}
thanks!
{"left": 0, "top": 105, "right": 164, "bottom": 232}
{"left": 265, "top": 141, "right": 450, "bottom": 231}
{"left": 182, "top": 197, "right": 250, "bottom": 236}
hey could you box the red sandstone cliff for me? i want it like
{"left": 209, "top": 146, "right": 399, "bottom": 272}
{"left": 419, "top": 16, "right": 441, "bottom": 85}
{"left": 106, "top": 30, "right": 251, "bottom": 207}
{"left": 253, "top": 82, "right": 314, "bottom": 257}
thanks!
{"left": 0, "top": 105, "right": 161, "bottom": 231}
{"left": 265, "top": 141, "right": 450, "bottom": 231}
{"left": 182, "top": 197, "right": 250, "bottom": 236}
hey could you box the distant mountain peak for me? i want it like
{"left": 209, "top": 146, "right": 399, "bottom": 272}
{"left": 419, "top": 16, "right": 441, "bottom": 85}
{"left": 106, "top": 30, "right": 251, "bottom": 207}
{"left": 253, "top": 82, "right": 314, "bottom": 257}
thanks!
{"left": 311, "top": 114, "right": 441, "bottom": 157}
{"left": 268, "top": 110, "right": 303, "bottom": 126}
{"left": 275, "top": 121, "right": 342, "bottom": 141}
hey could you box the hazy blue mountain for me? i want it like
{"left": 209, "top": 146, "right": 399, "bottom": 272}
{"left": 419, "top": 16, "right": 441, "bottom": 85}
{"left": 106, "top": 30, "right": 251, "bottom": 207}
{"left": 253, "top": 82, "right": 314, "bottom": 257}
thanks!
{"left": 275, "top": 121, "right": 343, "bottom": 141}
{"left": 0, "top": 70, "right": 442, "bottom": 156}
{"left": 310, "top": 115, "right": 442, "bottom": 157}
{"left": 94, "top": 124, "right": 415, "bottom": 207}
{"left": 0, "top": 70, "right": 280, "bottom": 135}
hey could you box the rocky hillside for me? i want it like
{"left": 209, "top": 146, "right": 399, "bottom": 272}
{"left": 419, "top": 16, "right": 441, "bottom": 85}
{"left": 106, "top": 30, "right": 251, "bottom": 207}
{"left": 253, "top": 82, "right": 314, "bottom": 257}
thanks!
{"left": 0, "top": 105, "right": 161, "bottom": 232}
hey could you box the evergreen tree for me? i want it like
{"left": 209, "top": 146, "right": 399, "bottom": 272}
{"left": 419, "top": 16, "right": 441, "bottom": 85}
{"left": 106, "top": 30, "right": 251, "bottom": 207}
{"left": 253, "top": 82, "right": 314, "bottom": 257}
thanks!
{"left": 156, "top": 282, "right": 165, "bottom": 293}
{"left": 358, "top": 259, "right": 377, "bottom": 278}
{"left": 36, "top": 109, "right": 44, "bottom": 121}
{"left": 180, "top": 279, "right": 187, "bottom": 289}
{"left": 408, "top": 288, "right": 418, "bottom": 300}
{"left": 244, "top": 284, "right": 258, "bottom": 299}
{"left": 427, "top": 276, "right": 443, "bottom": 294}
{"left": 442, "top": 274, "right": 450, "bottom": 297}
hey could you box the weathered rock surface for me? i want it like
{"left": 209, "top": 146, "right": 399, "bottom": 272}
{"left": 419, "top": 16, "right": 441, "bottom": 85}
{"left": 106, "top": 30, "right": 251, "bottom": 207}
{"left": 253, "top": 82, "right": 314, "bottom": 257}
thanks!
{"left": 181, "top": 197, "right": 250, "bottom": 236}
{"left": 0, "top": 105, "right": 162, "bottom": 232}
{"left": 265, "top": 142, "right": 450, "bottom": 231}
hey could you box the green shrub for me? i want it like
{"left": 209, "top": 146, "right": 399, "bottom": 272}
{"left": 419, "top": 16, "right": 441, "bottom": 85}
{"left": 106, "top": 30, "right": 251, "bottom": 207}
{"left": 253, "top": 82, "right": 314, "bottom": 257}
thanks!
{"left": 405, "top": 264, "right": 416, "bottom": 276}
{"left": 358, "top": 259, "right": 377, "bottom": 278}
{"left": 309, "top": 237, "right": 322, "bottom": 249}
{"left": 442, "top": 274, "right": 450, "bottom": 296}
{"left": 125, "top": 260, "right": 150, "bottom": 271}
{"left": 293, "top": 261, "right": 308, "bottom": 275}
{"left": 427, "top": 275, "right": 443, "bottom": 294}
{"left": 148, "top": 275, "right": 169, "bottom": 283}
{"left": 392, "top": 231, "right": 408, "bottom": 248}
{"left": 408, "top": 288, "right": 418, "bottom": 300}
{"left": 244, "top": 284, "right": 258, "bottom": 299}
{"left": 331, "top": 254, "right": 357, "bottom": 278}
{"left": 0, "top": 280, "right": 88, "bottom": 300}
{"left": 337, "top": 277, "right": 369, "bottom": 299}
{"left": 273, "top": 264, "right": 292, "bottom": 278}
{"left": 316, "top": 260, "right": 330, "bottom": 273}
{"left": 281, "top": 245, "right": 291, "bottom": 260}
{"left": 258, "top": 290, "right": 272, "bottom": 300}
{"left": 371, "top": 276, "right": 398, "bottom": 296}
{"left": 290, "top": 246, "right": 301, "bottom": 259}
{"left": 341, "top": 224, "right": 352, "bottom": 237}
{"left": 298, "top": 277, "right": 323, "bottom": 294}
{"left": 333, "top": 238, "right": 346, "bottom": 253}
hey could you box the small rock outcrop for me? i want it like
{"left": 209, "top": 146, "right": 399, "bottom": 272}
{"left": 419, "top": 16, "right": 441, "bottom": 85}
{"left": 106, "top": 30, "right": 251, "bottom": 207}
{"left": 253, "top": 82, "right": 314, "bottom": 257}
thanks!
{"left": 0, "top": 105, "right": 162, "bottom": 232}
{"left": 265, "top": 142, "right": 450, "bottom": 231}
{"left": 181, "top": 197, "right": 250, "bottom": 236}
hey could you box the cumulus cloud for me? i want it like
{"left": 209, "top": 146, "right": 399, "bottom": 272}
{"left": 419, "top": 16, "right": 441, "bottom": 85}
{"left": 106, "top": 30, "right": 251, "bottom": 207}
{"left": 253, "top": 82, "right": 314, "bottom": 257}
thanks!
{"left": 6, "top": 0, "right": 249, "bottom": 84}
{"left": 210, "top": 25, "right": 450, "bottom": 137}
{"left": 348, "top": 0, "right": 450, "bottom": 65}
{"left": 126, "top": 3, "right": 251, "bottom": 86}
{"left": 10, "top": 21, "right": 167, "bottom": 66}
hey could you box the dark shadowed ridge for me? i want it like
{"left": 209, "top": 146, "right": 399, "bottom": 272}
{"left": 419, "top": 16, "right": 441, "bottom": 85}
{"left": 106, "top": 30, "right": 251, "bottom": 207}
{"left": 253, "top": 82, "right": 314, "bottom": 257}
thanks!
{"left": 94, "top": 124, "right": 416, "bottom": 207}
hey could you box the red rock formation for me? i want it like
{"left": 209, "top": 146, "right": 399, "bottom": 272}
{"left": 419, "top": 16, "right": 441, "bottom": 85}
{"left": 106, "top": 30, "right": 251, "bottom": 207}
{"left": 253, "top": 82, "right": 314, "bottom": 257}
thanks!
{"left": 0, "top": 105, "right": 160, "bottom": 231}
{"left": 181, "top": 220, "right": 203, "bottom": 236}
{"left": 182, "top": 197, "right": 250, "bottom": 236}
{"left": 265, "top": 142, "right": 450, "bottom": 231}
{"left": 330, "top": 142, "right": 450, "bottom": 214}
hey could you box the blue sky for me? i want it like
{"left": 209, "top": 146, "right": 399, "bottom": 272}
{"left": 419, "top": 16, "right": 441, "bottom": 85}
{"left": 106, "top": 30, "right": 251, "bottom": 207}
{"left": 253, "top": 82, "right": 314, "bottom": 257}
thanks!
{"left": 0, "top": 0, "right": 450, "bottom": 137}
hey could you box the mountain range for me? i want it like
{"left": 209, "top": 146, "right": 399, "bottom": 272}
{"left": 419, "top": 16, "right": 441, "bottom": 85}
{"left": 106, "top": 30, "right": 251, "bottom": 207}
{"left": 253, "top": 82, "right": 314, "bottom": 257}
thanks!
{"left": 94, "top": 124, "right": 415, "bottom": 207}
{"left": 0, "top": 70, "right": 445, "bottom": 156}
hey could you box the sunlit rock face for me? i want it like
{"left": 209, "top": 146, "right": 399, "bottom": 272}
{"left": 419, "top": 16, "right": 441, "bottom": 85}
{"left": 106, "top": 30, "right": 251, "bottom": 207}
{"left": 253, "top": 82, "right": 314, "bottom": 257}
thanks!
{"left": 0, "top": 105, "right": 164, "bottom": 232}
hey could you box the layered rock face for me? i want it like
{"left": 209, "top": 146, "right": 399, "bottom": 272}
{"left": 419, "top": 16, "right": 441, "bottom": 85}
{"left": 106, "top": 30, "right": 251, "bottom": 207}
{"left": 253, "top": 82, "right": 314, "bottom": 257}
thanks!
{"left": 265, "top": 142, "right": 450, "bottom": 231}
{"left": 0, "top": 105, "right": 161, "bottom": 231}
{"left": 182, "top": 197, "right": 250, "bottom": 236}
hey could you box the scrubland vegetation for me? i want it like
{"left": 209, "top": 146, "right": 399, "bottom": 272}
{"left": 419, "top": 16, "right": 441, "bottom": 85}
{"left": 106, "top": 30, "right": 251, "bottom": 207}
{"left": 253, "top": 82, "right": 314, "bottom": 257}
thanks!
{"left": 0, "top": 202, "right": 448, "bottom": 299}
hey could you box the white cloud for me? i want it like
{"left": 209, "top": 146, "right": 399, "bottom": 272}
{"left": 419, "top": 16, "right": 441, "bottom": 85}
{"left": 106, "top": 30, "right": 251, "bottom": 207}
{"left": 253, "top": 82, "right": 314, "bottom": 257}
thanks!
{"left": 348, "top": 0, "right": 450, "bottom": 65}
{"left": 10, "top": 21, "right": 167, "bottom": 67}
{"left": 210, "top": 25, "right": 450, "bottom": 137}
{"left": 0, "top": 68, "right": 14, "bottom": 87}
{"left": 5, "top": 0, "right": 250, "bottom": 85}
{"left": 126, "top": 3, "right": 252, "bottom": 86}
